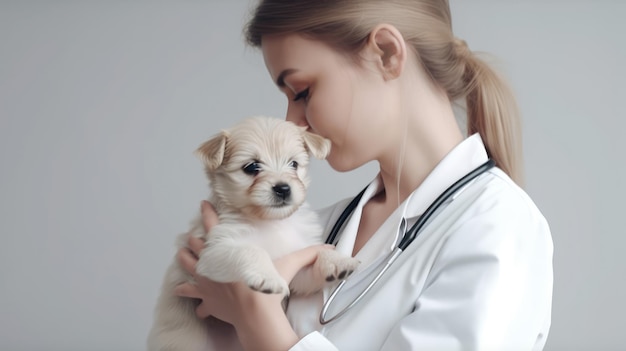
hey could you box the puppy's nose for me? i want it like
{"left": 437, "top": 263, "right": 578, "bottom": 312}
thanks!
{"left": 272, "top": 183, "right": 291, "bottom": 200}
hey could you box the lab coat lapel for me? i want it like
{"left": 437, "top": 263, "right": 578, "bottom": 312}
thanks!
{"left": 333, "top": 177, "right": 381, "bottom": 258}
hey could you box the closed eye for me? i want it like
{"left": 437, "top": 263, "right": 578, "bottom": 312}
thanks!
{"left": 293, "top": 88, "right": 309, "bottom": 102}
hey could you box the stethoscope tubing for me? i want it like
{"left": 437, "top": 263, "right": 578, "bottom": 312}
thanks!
{"left": 320, "top": 248, "right": 403, "bottom": 324}
{"left": 320, "top": 159, "right": 495, "bottom": 325}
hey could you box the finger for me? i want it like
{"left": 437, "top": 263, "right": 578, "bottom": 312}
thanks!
{"left": 187, "top": 235, "right": 205, "bottom": 257}
{"left": 201, "top": 201, "right": 219, "bottom": 233}
{"left": 174, "top": 282, "right": 202, "bottom": 299}
{"left": 177, "top": 248, "right": 198, "bottom": 276}
{"left": 275, "top": 244, "right": 333, "bottom": 282}
{"left": 195, "top": 302, "right": 213, "bottom": 319}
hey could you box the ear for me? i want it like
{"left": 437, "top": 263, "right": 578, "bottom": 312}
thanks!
{"left": 301, "top": 129, "right": 331, "bottom": 160}
{"left": 194, "top": 131, "right": 228, "bottom": 171}
{"left": 364, "top": 24, "right": 406, "bottom": 80}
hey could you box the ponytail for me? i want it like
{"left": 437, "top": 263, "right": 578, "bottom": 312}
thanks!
{"left": 455, "top": 39, "right": 524, "bottom": 186}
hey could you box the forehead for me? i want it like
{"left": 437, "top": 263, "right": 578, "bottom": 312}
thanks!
{"left": 261, "top": 34, "right": 344, "bottom": 83}
{"left": 228, "top": 119, "right": 307, "bottom": 157}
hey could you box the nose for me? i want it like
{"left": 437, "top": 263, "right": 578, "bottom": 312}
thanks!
{"left": 285, "top": 101, "right": 307, "bottom": 127}
{"left": 272, "top": 183, "right": 291, "bottom": 200}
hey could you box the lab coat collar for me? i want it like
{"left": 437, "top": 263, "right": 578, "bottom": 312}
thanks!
{"left": 334, "top": 133, "right": 490, "bottom": 272}
{"left": 402, "top": 133, "right": 489, "bottom": 219}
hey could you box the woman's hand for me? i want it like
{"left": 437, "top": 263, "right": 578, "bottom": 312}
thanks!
{"left": 174, "top": 201, "right": 330, "bottom": 350}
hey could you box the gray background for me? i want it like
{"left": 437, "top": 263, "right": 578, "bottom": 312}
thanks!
{"left": 1, "top": 1, "right": 624, "bottom": 350}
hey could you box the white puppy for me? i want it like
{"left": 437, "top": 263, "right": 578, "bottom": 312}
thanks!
{"left": 147, "top": 116, "right": 360, "bottom": 351}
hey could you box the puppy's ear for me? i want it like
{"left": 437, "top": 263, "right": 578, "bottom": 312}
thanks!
{"left": 195, "top": 131, "right": 228, "bottom": 171}
{"left": 302, "top": 130, "right": 331, "bottom": 160}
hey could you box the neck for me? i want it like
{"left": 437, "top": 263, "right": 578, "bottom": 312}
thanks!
{"left": 374, "top": 87, "right": 463, "bottom": 208}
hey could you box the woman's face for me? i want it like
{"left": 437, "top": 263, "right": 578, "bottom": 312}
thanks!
{"left": 262, "top": 34, "right": 394, "bottom": 172}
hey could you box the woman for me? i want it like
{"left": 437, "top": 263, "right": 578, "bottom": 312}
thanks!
{"left": 174, "top": 1, "right": 553, "bottom": 350}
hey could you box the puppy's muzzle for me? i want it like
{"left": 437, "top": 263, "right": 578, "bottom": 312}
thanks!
{"left": 272, "top": 183, "right": 291, "bottom": 201}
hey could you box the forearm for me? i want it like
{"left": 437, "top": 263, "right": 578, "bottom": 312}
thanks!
{"left": 235, "top": 295, "right": 300, "bottom": 351}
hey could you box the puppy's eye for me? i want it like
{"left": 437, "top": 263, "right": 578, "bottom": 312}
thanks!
{"left": 242, "top": 162, "right": 262, "bottom": 176}
{"left": 289, "top": 160, "right": 298, "bottom": 170}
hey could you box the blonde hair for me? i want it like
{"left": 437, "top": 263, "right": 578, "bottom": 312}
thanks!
{"left": 244, "top": 0, "right": 524, "bottom": 185}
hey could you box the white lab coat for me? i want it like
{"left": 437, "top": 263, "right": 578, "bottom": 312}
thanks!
{"left": 285, "top": 134, "right": 553, "bottom": 351}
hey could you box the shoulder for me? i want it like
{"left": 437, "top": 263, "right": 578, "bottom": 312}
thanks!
{"left": 475, "top": 167, "right": 551, "bottom": 236}
{"left": 431, "top": 167, "right": 553, "bottom": 277}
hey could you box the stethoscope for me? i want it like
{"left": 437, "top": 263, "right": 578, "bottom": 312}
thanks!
{"left": 319, "top": 159, "right": 495, "bottom": 324}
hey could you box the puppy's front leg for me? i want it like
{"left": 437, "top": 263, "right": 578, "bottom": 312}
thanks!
{"left": 195, "top": 225, "right": 289, "bottom": 296}
{"left": 290, "top": 249, "right": 360, "bottom": 295}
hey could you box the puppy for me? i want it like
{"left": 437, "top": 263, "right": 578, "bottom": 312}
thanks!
{"left": 147, "top": 116, "right": 360, "bottom": 351}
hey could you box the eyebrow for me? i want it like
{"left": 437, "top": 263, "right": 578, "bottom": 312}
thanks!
{"left": 276, "top": 69, "right": 298, "bottom": 88}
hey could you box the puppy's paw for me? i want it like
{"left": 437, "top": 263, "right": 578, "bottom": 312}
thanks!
{"left": 315, "top": 250, "right": 360, "bottom": 283}
{"left": 243, "top": 271, "right": 290, "bottom": 295}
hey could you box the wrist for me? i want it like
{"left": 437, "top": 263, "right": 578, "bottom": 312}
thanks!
{"left": 235, "top": 293, "right": 299, "bottom": 351}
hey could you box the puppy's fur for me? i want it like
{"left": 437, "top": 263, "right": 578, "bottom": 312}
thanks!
{"left": 147, "top": 116, "right": 360, "bottom": 351}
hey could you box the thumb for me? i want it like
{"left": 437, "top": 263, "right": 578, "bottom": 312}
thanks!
{"left": 195, "top": 303, "right": 213, "bottom": 319}
{"left": 174, "top": 282, "right": 202, "bottom": 299}
{"left": 201, "top": 201, "right": 219, "bottom": 233}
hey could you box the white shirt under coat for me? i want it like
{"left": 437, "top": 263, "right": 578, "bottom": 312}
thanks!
{"left": 286, "top": 134, "right": 554, "bottom": 351}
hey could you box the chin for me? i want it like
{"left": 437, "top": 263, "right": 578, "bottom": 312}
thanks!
{"left": 327, "top": 152, "right": 367, "bottom": 173}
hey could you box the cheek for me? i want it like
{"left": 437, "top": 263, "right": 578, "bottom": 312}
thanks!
{"left": 307, "top": 79, "right": 354, "bottom": 141}
{"left": 320, "top": 85, "right": 387, "bottom": 171}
